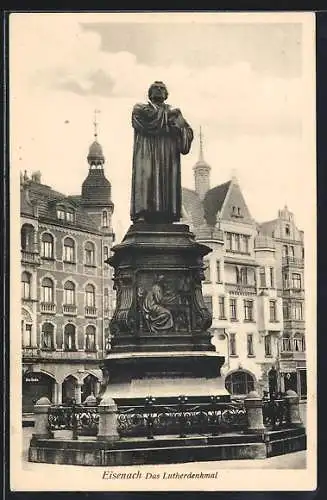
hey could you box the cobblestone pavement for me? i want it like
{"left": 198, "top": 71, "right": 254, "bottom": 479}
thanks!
{"left": 22, "top": 427, "right": 306, "bottom": 470}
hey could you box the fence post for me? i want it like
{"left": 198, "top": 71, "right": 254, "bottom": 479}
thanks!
{"left": 32, "top": 397, "right": 53, "bottom": 439}
{"left": 244, "top": 391, "right": 265, "bottom": 434}
{"left": 285, "top": 390, "right": 303, "bottom": 427}
{"left": 97, "top": 396, "right": 119, "bottom": 443}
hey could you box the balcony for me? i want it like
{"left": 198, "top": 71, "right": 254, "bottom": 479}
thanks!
{"left": 283, "top": 319, "right": 305, "bottom": 331}
{"left": 85, "top": 306, "right": 97, "bottom": 318}
{"left": 280, "top": 338, "right": 306, "bottom": 361}
{"left": 195, "top": 227, "right": 224, "bottom": 241}
{"left": 225, "top": 283, "right": 256, "bottom": 296}
{"left": 283, "top": 288, "right": 305, "bottom": 299}
{"left": 38, "top": 350, "right": 102, "bottom": 360}
{"left": 21, "top": 250, "right": 40, "bottom": 265}
{"left": 63, "top": 304, "right": 77, "bottom": 316}
{"left": 282, "top": 257, "right": 304, "bottom": 268}
{"left": 254, "top": 235, "right": 275, "bottom": 250}
{"left": 22, "top": 346, "right": 39, "bottom": 358}
{"left": 40, "top": 302, "right": 56, "bottom": 314}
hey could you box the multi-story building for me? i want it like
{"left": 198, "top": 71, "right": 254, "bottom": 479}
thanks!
{"left": 21, "top": 133, "right": 115, "bottom": 413}
{"left": 258, "top": 206, "right": 306, "bottom": 399}
{"left": 181, "top": 135, "right": 305, "bottom": 399}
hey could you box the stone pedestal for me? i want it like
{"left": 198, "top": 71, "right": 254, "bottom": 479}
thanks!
{"left": 285, "top": 389, "right": 303, "bottom": 427}
{"left": 244, "top": 391, "right": 265, "bottom": 434}
{"left": 101, "top": 223, "right": 228, "bottom": 405}
{"left": 32, "top": 397, "right": 53, "bottom": 439}
{"left": 97, "top": 396, "right": 119, "bottom": 443}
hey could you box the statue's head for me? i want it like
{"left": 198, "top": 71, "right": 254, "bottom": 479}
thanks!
{"left": 148, "top": 81, "right": 168, "bottom": 104}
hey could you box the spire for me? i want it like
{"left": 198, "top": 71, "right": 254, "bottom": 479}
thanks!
{"left": 199, "top": 126, "right": 204, "bottom": 162}
{"left": 231, "top": 168, "right": 239, "bottom": 185}
{"left": 87, "top": 109, "right": 105, "bottom": 167}
{"left": 193, "top": 125, "right": 211, "bottom": 201}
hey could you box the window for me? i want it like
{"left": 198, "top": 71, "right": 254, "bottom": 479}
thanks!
{"left": 41, "top": 233, "right": 54, "bottom": 259}
{"left": 57, "top": 208, "right": 65, "bottom": 220}
{"left": 282, "top": 333, "right": 292, "bottom": 352}
{"left": 244, "top": 300, "right": 254, "bottom": 321}
{"left": 270, "top": 267, "right": 275, "bottom": 288}
{"left": 226, "top": 233, "right": 232, "bottom": 251}
{"left": 104, "top": 288, "right": 109, "bottom": 310}
{"left": 21, "top": 224, "right": 34, "bottom": 251}
{"left": 203, "top": 260, "right": 211, "bottom": 282}
{"left": 64, "top": 281, "right": 75, "bottom": 305}
{"left": 63, "top": 237, "right": 75, "bottom": 263}
{"left": 225, "top": 371, "right": 255, "bottom": 395}
{"left": 264, "top": 335, "right": 272, "bottom": 356}
{"left": 292, "top": 273, "right": 302, "bottom": 289}
{"left": 292, "top": 302, "right": 303, "bottom": 320}
{"left": 269, "top": 300, "right": 277, "bottom": 322}
{"left": 290, "top": 246, "right": 295, "bottom": 257}
{"left": 104, "top": 245, "right": 109, "bottom": 267}
{"left": 282, "top": 245, "right": 288, "bottom": 258}
{"left": 285, "top": 224, "right": 290, "bottom": 236}
{"left": 234, "top": 234, "right": 241, "bottom": 252}
{"left": 283, "top": 272, "right": 290, "bottom": 289}
{"left": 203, "top": 296, "right": 213, "bottom": 315}
{"left": 41, "top": 277, "right": 54, "bottom": 303}
{"left": 294, "top": 333, "right": 305, "bottom": 352}
{"left": 102, "top": 211, "right": 108, "bottom": 228}
{"left": 240, "top": 267, "right": 248, "bottom": 285}
{"left": 64, "top": 323, "right": 76, "bottom": 351}
{"left": 229, "top": 333, "right": 237, "bottom": 355}
{"left": 22, "top": 322, "right": 32, "bottom": 347}
{"left": 242, "top": 235, "right": 249, "bottom": 254}
{"left": 299, "top": 370, "right": 307, "bottom": 399}
{"left": 216, "top": 261, "right": 221, "bottom": 283}
{"left": 42, "top": 322, "right": 54, "bottom": 350}
{"left": 259, "top": 267, "right": 266, "bottom": 287}
{"left": 66, "top": 209, "right": 75, "bottom": 223}
{"left": 21, "top": 272, "right": 31, "bottom": 299}
{"left": 85, "top": 241, "right": 95, "bottom": 266}
{"left": 85, "top": 325, "right": 96, "bottom": 351}
{"left": 85, "top": 284, "right": 95, "bottom": 307}
{"left": 283, "top": 302, "right": 290, "bottom": 320}
{"left": 247, "top": 333, "right": 254, "bottom": 356}
{"left": 229, "top": 298, "right": 237, "bottom": 321}
{"left": 218, "top": 296, "right": 225, "bottom": 319}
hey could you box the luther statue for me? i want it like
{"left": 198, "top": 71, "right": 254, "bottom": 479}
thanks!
{"left": 130, "top": 81, "right": 194, "bottom": 224}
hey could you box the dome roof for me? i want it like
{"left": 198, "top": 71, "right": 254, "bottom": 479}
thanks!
{"left": 193, "top": 158, "right": 211, "bottom": 170}
{"left": 81, "top": 168, "right": 113, "bottom": 206}
{"left": 87, "top": 140, "right": 105, "bottom": 166}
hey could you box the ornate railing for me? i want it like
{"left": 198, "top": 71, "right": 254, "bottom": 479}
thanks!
{"left": 117, "top": 396, "right": 248, "bottom": 438}
{"left": 48, "top": 404, "right": 99, "bottom": 438}
{"left": 262, "top": 398, "right": 290, "bottom": 429}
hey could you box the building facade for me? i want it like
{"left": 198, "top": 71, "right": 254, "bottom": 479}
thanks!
{"left": 21, "top": 135, "right": 115, "bottom": 413}
{"left": 181, "top": 137, "right": 306, "bottom": 399}
{"left": 258, "top": 207, "right": 306, "bottom": 399}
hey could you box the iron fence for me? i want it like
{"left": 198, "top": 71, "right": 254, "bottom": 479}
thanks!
{"left": 262, "top": 397, "right": 290, "bottom": 429}
{"left": 48, "top": 403, "right": 99, "bottom": 439}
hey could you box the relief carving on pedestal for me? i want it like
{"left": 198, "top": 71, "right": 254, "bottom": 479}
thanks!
{"left": 109, "top": 270, "right": 136, "bottom": 336}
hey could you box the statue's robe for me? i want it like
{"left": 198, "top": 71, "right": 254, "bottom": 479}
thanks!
{"left": 143, "top": 284, "right": 174, "bottom": 334}
{"left": 130, "top": 101, "right": 193, "bottom": 223}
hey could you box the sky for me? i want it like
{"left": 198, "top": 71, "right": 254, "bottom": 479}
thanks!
{"left": 10, "top": 13, "right": 316, "bottom": 242}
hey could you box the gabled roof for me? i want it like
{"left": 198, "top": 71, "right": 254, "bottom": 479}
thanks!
{"left": 203, "top": 181, "right": 232, "bottom": 226}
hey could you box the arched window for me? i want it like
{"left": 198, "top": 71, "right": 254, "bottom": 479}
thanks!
{"left": 64, "top": 281, "right": 75, "bottom": 305}
{"left": 85, "top": 284, "right": 95, "bottom": 307}
{"left": 21, "top": 309, "right": 33, "bottom": 347}
{"left": 281, "top": 332, "right": 292, "bottom": 352}
{"left": 85, "top": 242, "right": 95, "bottom": 266}
{"left": 41, "top": 233, "right": 54, "bottom": 259}
{"left": 102, "top": 211, "right": 108, "bottom": 228}
{"left": 85, "top": 325, "right": 96, "bottom": 351}
{"left": 64, "top": 323, "right": 76, "bottom": 351}
{"left": 225, "top": 371, "right": 255, "bottom": 396}
{"left": 42, "top": 322, "right": 55, "bottom": 350}
{"left": 41, "top": 277, "right": 54, "bottom": 303}
{"left": 21, "top": 224, "right": 34, "bottom": 251}
{"left": 21, "top": 271, "right": 31, "bottom": 299}
{"left": 63, "top": 237, "right": 75, "bottom": 263}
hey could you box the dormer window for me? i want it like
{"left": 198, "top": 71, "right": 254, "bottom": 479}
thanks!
{"left": 66, "top": 209, "right": 75, "bottom": 223}
{"left": 57, "top": 208, "right": 65, "bottom": 220}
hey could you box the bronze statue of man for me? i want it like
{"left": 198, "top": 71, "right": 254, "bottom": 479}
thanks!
{"left": 130, "top": 81, "right": 194, "bottom": 224}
